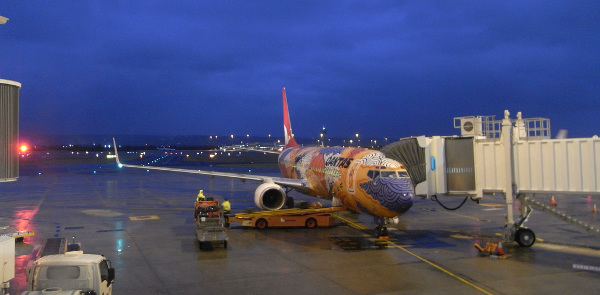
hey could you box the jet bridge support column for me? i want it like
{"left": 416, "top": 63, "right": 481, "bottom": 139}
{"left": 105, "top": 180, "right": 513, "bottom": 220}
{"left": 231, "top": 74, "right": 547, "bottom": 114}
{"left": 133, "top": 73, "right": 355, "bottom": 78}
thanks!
{"left": 501, "top": 111, "right": 516, "bottom": 242}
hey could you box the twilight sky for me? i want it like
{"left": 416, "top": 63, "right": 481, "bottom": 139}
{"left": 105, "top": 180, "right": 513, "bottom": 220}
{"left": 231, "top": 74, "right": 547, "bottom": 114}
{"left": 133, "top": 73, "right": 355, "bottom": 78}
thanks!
{"left": 1, "top": 1, "right": 599, "bottom": 141}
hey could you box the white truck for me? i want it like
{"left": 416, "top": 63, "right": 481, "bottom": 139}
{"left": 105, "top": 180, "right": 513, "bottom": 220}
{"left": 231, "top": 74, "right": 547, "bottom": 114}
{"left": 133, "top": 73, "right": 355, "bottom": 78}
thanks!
{"left": 22, "top": 238, "right": 115, "bottom": 295}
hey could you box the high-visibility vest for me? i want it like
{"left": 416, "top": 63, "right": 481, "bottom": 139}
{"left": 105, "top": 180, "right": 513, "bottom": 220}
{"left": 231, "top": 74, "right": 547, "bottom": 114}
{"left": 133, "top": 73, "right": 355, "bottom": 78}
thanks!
{"left": 197, "top": 190, "right": 205, "bottom": 202}
{"left": 222, "top": 200, "right": 231, "bottom": 212}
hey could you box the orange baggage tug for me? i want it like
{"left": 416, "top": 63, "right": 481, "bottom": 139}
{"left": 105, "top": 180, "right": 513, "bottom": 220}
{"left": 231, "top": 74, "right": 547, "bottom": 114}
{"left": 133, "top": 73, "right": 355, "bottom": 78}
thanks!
{"left": 228, "top": 207, "right": 345, "bottom": 229}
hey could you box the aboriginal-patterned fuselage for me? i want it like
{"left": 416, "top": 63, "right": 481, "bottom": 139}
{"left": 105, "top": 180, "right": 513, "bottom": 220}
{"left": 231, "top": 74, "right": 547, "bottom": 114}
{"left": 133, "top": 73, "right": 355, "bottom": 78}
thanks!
{"left": 278, "top": 146, "right": 414, "bottom": 218}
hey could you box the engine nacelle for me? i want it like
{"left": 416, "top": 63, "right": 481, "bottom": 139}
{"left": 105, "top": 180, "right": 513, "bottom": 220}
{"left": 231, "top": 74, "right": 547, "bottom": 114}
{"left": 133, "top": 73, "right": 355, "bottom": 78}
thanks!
{"left": 254, "top": 182, "right": 286, "bottom": 210}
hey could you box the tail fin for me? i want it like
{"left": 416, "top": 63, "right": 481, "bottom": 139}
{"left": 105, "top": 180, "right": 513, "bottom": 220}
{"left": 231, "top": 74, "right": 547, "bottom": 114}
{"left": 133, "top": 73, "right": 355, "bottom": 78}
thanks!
{"left": 282, "top": 87, "right": 298, "bottom": 148}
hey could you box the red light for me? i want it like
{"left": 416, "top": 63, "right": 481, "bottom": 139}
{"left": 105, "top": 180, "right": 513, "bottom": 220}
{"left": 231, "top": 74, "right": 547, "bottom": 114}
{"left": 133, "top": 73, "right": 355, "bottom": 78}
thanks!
{"left": 20, "top": 145, "right": 29, "bottom": 153}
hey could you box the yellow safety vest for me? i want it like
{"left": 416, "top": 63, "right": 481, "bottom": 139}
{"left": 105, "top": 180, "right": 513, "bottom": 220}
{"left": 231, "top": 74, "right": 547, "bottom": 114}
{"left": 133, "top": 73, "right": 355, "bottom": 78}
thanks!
{"left": 222, "top": 200, "right": 231, "bottom": 212}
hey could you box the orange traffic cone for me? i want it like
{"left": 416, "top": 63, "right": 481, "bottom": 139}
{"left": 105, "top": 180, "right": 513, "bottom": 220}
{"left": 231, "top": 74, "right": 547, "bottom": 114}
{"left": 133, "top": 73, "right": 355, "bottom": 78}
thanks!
{"left": 593, "top": 204, "right": 597, "bottom": 214}
{"left": 550, "top": 196, "right": 557, "bottom": 206}
{"left": 496, "top": 241, "right": 505, "bottom": 256}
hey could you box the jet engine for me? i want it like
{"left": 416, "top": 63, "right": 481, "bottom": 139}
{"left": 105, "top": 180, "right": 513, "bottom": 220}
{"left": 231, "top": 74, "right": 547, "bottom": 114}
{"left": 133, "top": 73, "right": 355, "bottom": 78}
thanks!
{"left": 254, "top": 183, "right": 286, "bottom": 210}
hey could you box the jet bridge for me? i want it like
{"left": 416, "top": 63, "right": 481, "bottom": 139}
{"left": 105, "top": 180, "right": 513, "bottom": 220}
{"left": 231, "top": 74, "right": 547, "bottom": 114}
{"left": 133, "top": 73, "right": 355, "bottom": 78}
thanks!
{"left": 382, "top": 110, "right": 600, "bottom": 246}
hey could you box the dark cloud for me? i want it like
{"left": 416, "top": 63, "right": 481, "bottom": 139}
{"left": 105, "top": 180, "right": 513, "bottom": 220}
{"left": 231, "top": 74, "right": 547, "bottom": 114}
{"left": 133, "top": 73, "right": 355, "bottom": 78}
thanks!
{"left": 1, "top": 0, "right": 599, "bottom": 142}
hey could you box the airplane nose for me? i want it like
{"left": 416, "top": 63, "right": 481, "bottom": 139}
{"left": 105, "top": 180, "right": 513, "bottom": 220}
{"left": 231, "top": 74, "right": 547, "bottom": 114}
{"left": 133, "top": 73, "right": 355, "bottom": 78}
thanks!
{"left": 385, "top": 178, "right": 414, "bottom": 214}
{"left": 360, "top": 177, "right": 414, "bottom": 214}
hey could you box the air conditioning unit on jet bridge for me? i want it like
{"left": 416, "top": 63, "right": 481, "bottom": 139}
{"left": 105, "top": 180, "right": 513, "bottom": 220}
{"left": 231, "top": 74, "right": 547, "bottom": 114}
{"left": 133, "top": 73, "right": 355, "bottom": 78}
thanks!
{"left": 455, "top": 116, "right": 483, "bottom": 137}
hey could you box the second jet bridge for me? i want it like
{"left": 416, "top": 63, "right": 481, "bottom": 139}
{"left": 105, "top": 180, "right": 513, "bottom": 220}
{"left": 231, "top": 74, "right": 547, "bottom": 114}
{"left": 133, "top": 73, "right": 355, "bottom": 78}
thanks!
{"left": 382, "top": 110, "right": 600, "bottom": 245}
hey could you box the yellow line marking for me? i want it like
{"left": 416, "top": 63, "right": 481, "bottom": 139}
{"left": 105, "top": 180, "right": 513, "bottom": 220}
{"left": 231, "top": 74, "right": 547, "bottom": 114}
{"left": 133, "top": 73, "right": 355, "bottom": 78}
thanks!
{"left": 478, "top": 203, "right": 505, "bottom": 207}
{"left": 332, "top": 213, "right": 367, "bottom": 230}
{"left": 443, "top": 211, "right": 489, "bottom": 222}
{"left": 495, "top": 232, "right": 544, "bottom": 242}
{"left": 536, "top": 243, "right": 600, "bottom": 257}
{"left": 388, "top": 243, "right": 493, "bottom": 295}
{"left": 129, "top": 215, "right": 160, "bottom": 221}
{"left": 333, "top": 213, "right": 493, "bottom": 295}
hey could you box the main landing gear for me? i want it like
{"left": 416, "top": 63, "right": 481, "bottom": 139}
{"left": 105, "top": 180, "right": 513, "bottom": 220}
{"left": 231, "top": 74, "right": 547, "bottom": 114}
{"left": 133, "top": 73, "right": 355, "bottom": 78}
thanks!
{"left": 504, "top": 194, "right": 536, "bottom": 247}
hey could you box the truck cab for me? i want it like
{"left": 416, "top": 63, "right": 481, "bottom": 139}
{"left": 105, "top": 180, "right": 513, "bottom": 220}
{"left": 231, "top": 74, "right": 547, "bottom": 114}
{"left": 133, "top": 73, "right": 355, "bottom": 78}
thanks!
{"left": 25, "top": 251, "right": 115, "bottom": 295}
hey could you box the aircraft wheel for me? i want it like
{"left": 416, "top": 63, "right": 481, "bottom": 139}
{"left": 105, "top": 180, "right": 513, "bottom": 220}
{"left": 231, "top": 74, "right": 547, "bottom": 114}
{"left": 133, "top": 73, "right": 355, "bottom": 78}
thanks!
{"left": 223, "top": 241, "right": 228, "bottom": 249}
{"left": 515, "top": 228, "right": 536, "bottom": 247}
{"left": 376, "top": 226, "right": 388, "bottom": 238}
{"left": 305, "top": 218, "right": 318, "bottom": 229}
{"left": 256, "top": 218, "right": 268, "bottom": 229}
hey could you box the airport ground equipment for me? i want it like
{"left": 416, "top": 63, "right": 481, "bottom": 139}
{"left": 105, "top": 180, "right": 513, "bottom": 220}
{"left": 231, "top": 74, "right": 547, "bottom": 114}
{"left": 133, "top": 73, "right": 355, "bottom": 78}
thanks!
{"left": 194, "top": 200, "right": 228, "bottom": 250}
{"left": 23, "top": 238, "right": 115, "bottom": 295}
{"left": 228, "top": 207, "right": 344, "bottom": 229}
{"left": 0, "top": 227, "right": 34, "bottom": 242}
{"left": 382, "top": 110, "right": 600, "bottom": 246}
{"left": 0, "top": 236, "right": 15, "bottom": 295}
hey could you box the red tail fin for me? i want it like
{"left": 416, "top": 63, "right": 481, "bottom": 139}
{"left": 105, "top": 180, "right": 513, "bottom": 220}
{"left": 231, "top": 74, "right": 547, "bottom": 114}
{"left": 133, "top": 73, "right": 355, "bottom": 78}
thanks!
{"left": 282, "top": 88, "right": 298, "bottom": 148}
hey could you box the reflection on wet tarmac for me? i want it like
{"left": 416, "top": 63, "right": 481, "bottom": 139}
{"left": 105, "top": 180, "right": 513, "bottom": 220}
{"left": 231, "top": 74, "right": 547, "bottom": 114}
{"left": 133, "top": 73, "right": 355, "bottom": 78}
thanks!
{"left": 328, "top": 236, "right": 389, "bottom": 250}
{"left": 2, "top": 153, "right": 600, "bottom": 294}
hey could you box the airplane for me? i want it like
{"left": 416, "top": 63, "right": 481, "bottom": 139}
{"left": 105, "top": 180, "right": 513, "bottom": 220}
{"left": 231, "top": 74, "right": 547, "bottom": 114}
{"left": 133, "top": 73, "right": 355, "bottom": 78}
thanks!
{"left": 113, "top": 88, "right": 415, "bottom": 236}
{"left": 157, "top": 146, "right": 175, "bottom": 151}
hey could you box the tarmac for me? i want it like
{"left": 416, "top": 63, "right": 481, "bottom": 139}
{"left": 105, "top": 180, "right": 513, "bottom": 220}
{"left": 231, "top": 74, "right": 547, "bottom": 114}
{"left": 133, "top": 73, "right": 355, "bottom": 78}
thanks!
{"left": 1, "top": 151, "right": 600, "bottom": 294}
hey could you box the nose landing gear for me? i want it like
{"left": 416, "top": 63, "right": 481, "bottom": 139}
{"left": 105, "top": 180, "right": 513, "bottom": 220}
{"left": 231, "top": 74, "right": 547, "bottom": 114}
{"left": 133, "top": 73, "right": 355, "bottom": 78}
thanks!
{"left": 374, "top": 216, "right": 390, "bottom": 239}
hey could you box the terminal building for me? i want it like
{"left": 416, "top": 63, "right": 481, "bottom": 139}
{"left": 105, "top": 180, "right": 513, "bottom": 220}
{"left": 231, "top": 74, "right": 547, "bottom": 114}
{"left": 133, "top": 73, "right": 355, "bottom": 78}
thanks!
{"left": 0, "top": 79, "right": 21, "bottom": 182}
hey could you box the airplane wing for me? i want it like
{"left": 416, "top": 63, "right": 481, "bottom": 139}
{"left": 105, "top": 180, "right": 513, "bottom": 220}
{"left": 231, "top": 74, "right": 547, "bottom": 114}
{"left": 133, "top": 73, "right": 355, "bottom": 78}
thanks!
{"left": 112, "top": 138, "right": 310, "bottom": 190}
{"left": 221, "top": 146, "right": 282, "bottom": 155}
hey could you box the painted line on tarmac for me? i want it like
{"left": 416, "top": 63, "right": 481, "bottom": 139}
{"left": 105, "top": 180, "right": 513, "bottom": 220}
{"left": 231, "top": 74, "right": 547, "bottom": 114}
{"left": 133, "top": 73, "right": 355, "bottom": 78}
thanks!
{"left": 333, "top": 213, "right": 494, "bottom": 295}
{"left": 442, "top": 210, "right": 493, "bottom": 222}
{"left": 388, "top": 243, "right": 493, "bottom": 295}
{"left": 494, "top": 232, "right": 545, "bottom": 243}
{"left": 478, "top": 203, "right": 505, "bottom": 207}
{"left": 129, "top": 215, "right": 160, "bottom": 221}
{"left": 536, "top": 243, "right": 600, "bottom": 257}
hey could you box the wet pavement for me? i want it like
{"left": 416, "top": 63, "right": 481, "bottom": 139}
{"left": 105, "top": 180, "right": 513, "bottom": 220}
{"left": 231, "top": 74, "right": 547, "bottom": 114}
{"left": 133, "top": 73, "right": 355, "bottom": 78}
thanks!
{"left": 1, "top": 152, "right": 600, "bottom": 294}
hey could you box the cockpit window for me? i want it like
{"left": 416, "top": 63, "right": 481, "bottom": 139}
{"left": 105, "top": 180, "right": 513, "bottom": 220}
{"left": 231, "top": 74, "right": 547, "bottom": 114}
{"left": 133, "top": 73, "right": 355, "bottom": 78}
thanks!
{"left": 398, "top": 171, "right": 409, "bottom": 177}
{"left": 368, "top": 170, "right": 410, "bottom": 179}
{"left": 380, "top": 171, "right": 397, "bottom": 178}
{"left": 367, "top": 170, "right": 380, "bottom": 179}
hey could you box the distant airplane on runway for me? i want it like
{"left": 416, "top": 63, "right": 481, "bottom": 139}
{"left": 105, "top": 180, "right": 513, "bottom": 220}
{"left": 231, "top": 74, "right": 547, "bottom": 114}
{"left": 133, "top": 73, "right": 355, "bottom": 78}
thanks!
{"left": 157, "top": 146, "right": 175, "bottom": 151}
{"left": 113, "top": 88, "right": 414, "bottom": 236}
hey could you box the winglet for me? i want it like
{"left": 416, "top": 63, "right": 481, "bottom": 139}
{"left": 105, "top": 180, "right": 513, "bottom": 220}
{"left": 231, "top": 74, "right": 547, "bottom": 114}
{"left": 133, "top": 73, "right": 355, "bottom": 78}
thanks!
{"left": 112, "top": 137, "right": 123, "bottom": 168}
{"left": 282, "top": 87, "right": 298, "bottom": 148}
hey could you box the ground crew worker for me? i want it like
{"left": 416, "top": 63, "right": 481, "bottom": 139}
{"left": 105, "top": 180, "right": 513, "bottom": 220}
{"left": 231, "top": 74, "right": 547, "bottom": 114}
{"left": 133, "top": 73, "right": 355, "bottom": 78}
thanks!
{"left": 196, "top": 189, "right": 205, "bottom": 202}
{"left": 221, "top": 198, "right": 231, "bottom": 214}
{"left": 221, "top": 198, "right": 231, "bottom": 227}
